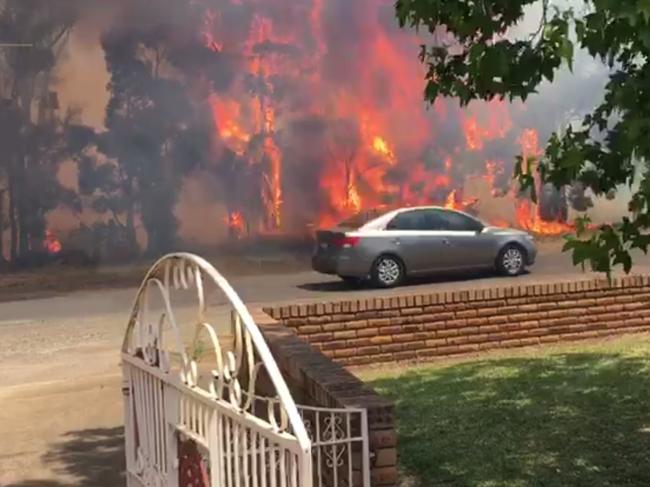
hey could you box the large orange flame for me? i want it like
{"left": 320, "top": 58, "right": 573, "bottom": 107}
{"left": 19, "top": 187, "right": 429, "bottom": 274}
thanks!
{"left": 514, "top": 129, "right": 573, "bottom": 235}
{"left": 201, "top": 0, "right": 574, "bottom": 237}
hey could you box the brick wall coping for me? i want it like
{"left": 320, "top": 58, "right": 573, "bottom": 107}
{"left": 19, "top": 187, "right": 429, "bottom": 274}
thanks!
{"left": 263, "top": 274, "right": 650, "bottom": 320}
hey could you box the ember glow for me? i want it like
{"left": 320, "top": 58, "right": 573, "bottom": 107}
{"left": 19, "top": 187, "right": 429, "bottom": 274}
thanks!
{"left": 43, "top": 230, "right": 62, "bottom": 255}
{"left": 225, "top": 211, "right": 246, "bottom": 239}
{"left": 198, "top": 0, "right": 572, "bottom": 237}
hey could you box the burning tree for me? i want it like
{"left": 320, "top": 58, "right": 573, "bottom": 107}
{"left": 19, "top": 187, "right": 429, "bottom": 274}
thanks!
{"left": 396, "top": 0, "right": 650, "bottom": 274}
{"left": 94, "top": 0, "right": 220, "bottom": 256}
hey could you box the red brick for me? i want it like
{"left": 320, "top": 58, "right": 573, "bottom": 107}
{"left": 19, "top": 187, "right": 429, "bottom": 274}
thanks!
{"left": 448, "top": 336, "right": 470, "bottom": 345}
{"left": 401, "top": 307, "right": 423, "bottom": 315}
{"left": 379, "top": 326, "right": 403, "bottom": 335}
{"left": 333, "top": 348, "right": 357, "bottom": 358}
{"left": 456, "top": 309, "right": 478, "bottom": 319}
{"left": 393, "top": 333, "right": 417, "bottom": 343}
{"left": 537, "top": 302, "right": 557, "bottom": 311}
{"left": 488, "top": 333, "right": 507, "bottom": 341}
{"left": 377, "top": 310, "right": 401, "bottom": 318}
{"left": 331, "top": 313, "right": 355, "bottom": 321}
{"left": 415, "top": 348, "right": 440, "bottom": 358}
{"left": 540, "top": 335, "right": 560, "bottom": 343}
{"left": 437, "top": 329, "right": 459, "bottom": 338}
{"left": 370, "top": 335, "right": 393, "bottom": 345}
{"left": 321, "top": 340, "right": 346, "bottom": 350}
{"left": 423, "top": 305, "right": 445, "bottom": 313}
{"left": 322, "top": 322, "right": 346, "bottom": 332}
{"left": 344, "top": 320, "right": 370, "bottom": 329}
{"left": 381, "top": 343, "right": 403, "bottom": 353}
{"left": 394, "top": 351, "right": 417, "bottom": 361}
{"left": 616, "top": 294, "right": 643, "bottom": 304}
{"left": 358, "top": 346, "right": 380, "bottom": 355}
{"left": 401, "top": 341, "right": 424, "bottom": 350}
{"left": 477, "top": 307, "right": 499, "bottom": 317}
{"left": 456, "top": 344, "right": 480, "bottom": 353}
{"left": 480, "top": 324, "right": 499, "bottom": 333}
{"left": 346, "top": 338, "right": 373, "bottom": 347}
{"left": 307, "top": 316, "right": 332, "bottom": 324}
{"left": 458, "top": 326, "right": 479, "bottom": 335}
{"left": 518, "top": 304, "right": 539, "bottom": 312}
{"left": 507, "top": 313, "right": 532, "bottom": 323}
{"left": 436, "top": 345, "right": 462, "bottom": 355}
{"left": 519, "top": 320, "right": 540, "bottom": 329}
{"left": 488, "top": 315, "right": 509, "bottom": 325}
{"left": 403, "top": 324, "right": 421, "bottom": 333}
{"left": 309, "top": 332, "right": 333, "bottom": 342}
{"left": 423, "top": 322, "right": 445, "bottom": 332}
{"left": 444, "top": 319, "right": 468, "bottom": 329}
{"left": 413, "top": 331, "right": 431, "bottom": 340}
{"left": 467, "top": 317, "right": 488, "bottom": 326}
{"left": 368, "top": 318, "right": 391, "bottom": 327}
{"left": 333, "top": 330, "right": 357, "bottom": 340}
{"left": 497, "top": 306, "right": 521, "bottom": 315}
{"left": 298, "top": 325, "right": 321, "bottom": 334}
{"left": 425, "top": 338, "right": 446, "bottom": 347}
{"left": 370, "top": 429, "right": 397, "bottom": 448}
{"left": 466, "top": 334, "right": 490, "bottom": 344}
{"left": 357, "top": 327, "right": 379, "bottom": 338}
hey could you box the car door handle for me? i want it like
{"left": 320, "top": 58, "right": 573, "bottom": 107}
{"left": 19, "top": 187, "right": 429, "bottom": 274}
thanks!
{"left": 442, "top": 238, "right": 451, "bottom": 245}
{"left": 392, "top": 238, "right": 401, "bottom": 245}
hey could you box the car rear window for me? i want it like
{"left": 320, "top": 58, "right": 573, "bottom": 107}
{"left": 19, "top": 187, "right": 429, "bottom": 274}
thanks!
{"left": 337, "top": 209, "right": 383, "bottom": 229}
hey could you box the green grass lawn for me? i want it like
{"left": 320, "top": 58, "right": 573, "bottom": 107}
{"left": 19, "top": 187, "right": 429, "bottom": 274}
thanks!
{"left": 365, "top": 335, "right": 650, "bottom": 487}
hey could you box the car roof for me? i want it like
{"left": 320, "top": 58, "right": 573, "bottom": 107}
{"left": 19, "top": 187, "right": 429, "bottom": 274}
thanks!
{"left": 360, "top": 205, "right": 474, "bottom": 230}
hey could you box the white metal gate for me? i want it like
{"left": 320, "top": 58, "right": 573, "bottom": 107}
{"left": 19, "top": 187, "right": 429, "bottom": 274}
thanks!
{"left": 121, "top": 253, "right": 370, "bottom": 487}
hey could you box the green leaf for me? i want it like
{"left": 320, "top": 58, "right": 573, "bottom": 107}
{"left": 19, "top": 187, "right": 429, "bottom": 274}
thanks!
{"left": 560, "top": 38, "right": 574, "bottom": 71}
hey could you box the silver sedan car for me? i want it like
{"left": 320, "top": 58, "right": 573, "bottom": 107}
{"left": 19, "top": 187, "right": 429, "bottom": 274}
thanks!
{"left": 312, "top": 206, "right": 537, "bottom": 288}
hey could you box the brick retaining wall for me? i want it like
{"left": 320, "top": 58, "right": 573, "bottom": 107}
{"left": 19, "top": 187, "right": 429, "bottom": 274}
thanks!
{"left": 264, "top": 275, "right": 650, "bottom": 367}
{"left": 250, "top": 309, "right": 398, "bottom": 486}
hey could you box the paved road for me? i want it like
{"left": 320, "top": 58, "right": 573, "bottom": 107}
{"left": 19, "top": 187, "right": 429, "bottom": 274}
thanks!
{"left": 2, "top": 242, "right": 650, "bottom": 324}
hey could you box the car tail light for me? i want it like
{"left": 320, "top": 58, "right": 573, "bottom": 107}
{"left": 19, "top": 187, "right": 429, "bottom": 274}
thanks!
{"left": 332, "top": 235, "right": 360, "bottom": 248}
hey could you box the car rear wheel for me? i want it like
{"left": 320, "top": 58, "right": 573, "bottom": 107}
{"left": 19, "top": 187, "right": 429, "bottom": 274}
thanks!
{"left": 497, "top": 244, "right": 526, "bottom": 276}
{"left": 371, "top": 255, "right": 404, "bottom": 288}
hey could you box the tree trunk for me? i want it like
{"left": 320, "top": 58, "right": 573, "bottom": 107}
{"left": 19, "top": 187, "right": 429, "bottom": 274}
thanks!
{"left": 124, "top": 179, "right": 138, "bottom": 257}
{"left": 8, "top": 165, "right": 17, "bottom": 261}
{"left": 0, "top": 189, "right": 5, "bottom": 262}
{"left": 17, "top": 155, "right": 29, "bottom": 256}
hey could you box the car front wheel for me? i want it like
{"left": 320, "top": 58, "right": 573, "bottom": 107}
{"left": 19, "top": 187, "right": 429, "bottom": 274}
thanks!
{"left": 497, "top": 244, "right": 526, "bottom": 276}
{"left": 371, "top": 255, "right": 404, "bottom": 288}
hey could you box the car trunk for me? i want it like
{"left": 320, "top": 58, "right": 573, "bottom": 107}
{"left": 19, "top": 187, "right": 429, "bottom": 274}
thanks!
{"left": 314, "top": 229, "right": 346, "bottom": 254}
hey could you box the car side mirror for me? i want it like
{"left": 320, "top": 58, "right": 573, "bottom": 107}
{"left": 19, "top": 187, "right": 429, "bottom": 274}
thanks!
{"left": 475, "top": 224, "right": 485, "bottom": 234}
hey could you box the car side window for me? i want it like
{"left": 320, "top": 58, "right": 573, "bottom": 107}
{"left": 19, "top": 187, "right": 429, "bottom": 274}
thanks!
{"left": 386, "top": 210, "right": 429, "bottom": 230}
{"left": 435, "top": 210, "right": 483, "bottom": 231}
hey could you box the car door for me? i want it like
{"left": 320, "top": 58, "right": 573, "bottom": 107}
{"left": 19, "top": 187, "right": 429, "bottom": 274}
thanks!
{"left": 435, "top": 209, "right": 494, "bottom": 268}
{"left": 384, "top": 209, "right": 449, "bottom": 273}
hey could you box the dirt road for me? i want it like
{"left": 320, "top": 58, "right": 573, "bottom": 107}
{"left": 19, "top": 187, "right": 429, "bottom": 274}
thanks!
{"left": 2, "top": 245, "right": 650, "bottom": 485}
